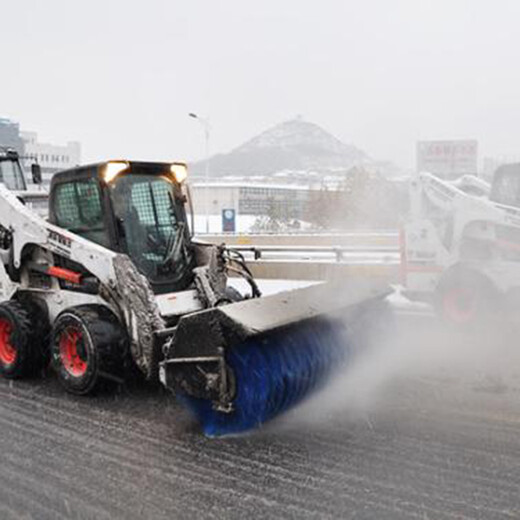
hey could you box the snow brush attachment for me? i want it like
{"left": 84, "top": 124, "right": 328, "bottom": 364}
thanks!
{"left": 159, "top": 279, "right": 391, "bottom": 437}
{"left": 177, "top": 318, "right": 348, "bottom": 436}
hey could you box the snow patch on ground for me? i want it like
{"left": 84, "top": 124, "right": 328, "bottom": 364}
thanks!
{"left": 386, "top": 285, "right": 432, "bottom": 313}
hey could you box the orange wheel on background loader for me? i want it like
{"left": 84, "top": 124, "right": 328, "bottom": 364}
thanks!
{"left": 442, "top": 286, "right": 478, "bottom": 324}
{"left": 435, "top": 267, "right": 502, "bottom": 329}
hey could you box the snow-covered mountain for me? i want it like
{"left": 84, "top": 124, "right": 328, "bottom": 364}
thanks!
{"left": 190, "top": 118, "right": 369, "bottom": 177}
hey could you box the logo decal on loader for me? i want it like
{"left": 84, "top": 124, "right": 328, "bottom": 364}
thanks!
{"left": 48, "top": 230, "right": 72, "bottom": 257}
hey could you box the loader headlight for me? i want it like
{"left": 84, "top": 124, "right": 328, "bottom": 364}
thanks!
{"left": 103, "top": 161, "right": 129, "bottom": 184}
{"left": 170, "top": 163, "right": 188, "bottom": 184}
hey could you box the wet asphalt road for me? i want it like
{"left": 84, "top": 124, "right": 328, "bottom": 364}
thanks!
{"left": 0, "top": 312, "right": 519, "bottom": 520}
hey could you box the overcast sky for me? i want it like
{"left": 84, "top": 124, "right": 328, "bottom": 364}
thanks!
{"left": 2, "top": 0, "right": 520, "bottom": 168}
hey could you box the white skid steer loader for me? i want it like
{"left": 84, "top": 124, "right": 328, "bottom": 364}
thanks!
{"left": 0, "top": 157, "right": 389, "bottom": 435}
{"left": 403, "top": 165, "right": 520, "bottom": 326}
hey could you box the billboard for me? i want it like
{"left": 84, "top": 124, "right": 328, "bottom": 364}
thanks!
{"left": 417, "top": 140, "right": 478, "bottom": 179}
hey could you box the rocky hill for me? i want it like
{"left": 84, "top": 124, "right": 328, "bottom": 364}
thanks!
{"left": 190, "top": 118, "right": 369, "bottom": 177}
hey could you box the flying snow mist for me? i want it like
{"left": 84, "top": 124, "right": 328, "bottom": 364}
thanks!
{"left": 268, "top": 183, "right": 520, "bottom": 432}
{"left": 273, "top": 286, "right": 520, "bottom": 433}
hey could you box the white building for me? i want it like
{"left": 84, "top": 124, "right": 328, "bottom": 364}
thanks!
{"left": 190, "top": 181, "right": 315, "bottom": 222}
{"left": 21, "top": 131, "right": 81, "bottom": 185}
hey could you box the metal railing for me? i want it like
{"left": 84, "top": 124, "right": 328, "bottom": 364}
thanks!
{"left": 229, "top": 244, "right": 399, "bottom": 263}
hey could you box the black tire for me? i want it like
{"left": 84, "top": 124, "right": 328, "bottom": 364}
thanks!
{"left": 0, "top": 300, "right": 43, "bottom": 379}
{"left": 51, "top": 305, "right": 127, "bottom": 395}
{"left": 434, "top": 268, "right": 501, "bottom": 329}
{"left": 14, "top": 294, "right": 52, "bottom": 368}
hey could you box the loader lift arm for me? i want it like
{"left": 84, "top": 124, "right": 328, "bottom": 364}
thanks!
{"left": 408, "top": 171, "right": 520, "bottom": 265}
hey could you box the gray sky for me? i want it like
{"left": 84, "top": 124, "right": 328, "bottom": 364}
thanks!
{"left": 2, "top": 0, "right": 520, "bottom": 168}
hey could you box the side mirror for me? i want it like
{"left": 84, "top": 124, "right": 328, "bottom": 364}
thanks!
{"left": 31, "top": 163, "right": 42, "bottom": 185}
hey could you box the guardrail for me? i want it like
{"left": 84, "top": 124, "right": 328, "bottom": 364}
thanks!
{"left": 229, "top": 244, "right": 399, "bottom": 262}
{"left": 202, "top": 231, "right": 399, "bottom": 237}
{"left": 200, "top": 231, "right": 399, "bottom": 247}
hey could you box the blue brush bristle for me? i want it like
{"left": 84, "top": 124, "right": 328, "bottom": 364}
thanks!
{"left": 177, "top": 319, "right": 349, "bottom": 437}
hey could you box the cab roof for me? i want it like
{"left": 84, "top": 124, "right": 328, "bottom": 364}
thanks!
{"left": 51, "top": 160, "right": 188, "bottom": 185}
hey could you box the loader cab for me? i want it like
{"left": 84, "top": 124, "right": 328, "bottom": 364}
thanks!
{"left": 490, "top": 163, "right": 520, "bottom": 209}
{"left": 0, "top": 149, "right": 27, "bottom": 191}
{"left": 49, "top": 160, "right": 194, "bottom": 294}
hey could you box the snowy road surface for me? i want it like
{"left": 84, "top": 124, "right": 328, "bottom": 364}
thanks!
{"left": 0, "top": 310, "right": 519, "bottom": 519}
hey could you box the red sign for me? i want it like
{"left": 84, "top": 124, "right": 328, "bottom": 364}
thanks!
{"left": 417, "top": 140, "right": 478, "bottom": 179}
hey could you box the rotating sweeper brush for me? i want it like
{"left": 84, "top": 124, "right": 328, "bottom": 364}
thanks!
{"left": 160, "top": 279, "right": 391, "bottom": 437}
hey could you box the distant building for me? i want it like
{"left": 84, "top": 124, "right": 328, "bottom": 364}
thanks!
{"left": 0, "top": 118, "right": 24, "bottom": 154}
{"left": 0, "top": 117, "right": 81, "bottom": 186}
{"left": 190, "top": 181, "right": 316, "bottom": 221}
{"left": 417, "top": 140, "right": 478, "bottom": 180}
{"left": 21, "top": 131, "right": 81, "bottom": 185}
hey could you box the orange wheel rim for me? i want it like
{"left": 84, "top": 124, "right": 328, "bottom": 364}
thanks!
{"left": 443, "top": 288, "right": 476, "bottom": 324}
{"left": 0, "top": 318, "right": 16, "bottom": 366}
{"left": 59, "top": 326, "right": 88, "bottom": 376}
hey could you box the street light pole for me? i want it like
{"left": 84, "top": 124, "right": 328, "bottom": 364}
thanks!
{"left": 189, "top": 112, "right": 211, "bottom": 234}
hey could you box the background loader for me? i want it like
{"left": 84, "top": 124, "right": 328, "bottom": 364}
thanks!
{"left": 0, "top": 158, "right": 389, "bottom": 435}
{"left": 402, "top": 164, "right": 520, "bottom": 326}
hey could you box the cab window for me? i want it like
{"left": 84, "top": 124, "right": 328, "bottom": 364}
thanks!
{"left": 491, "top": 166, "right": 520, "bottom": 208}
{"left": 0, "top": 159, "right": 26, "bottom": 190}
{"left": 53, "top": 179, "right": 110, "bottom": 247}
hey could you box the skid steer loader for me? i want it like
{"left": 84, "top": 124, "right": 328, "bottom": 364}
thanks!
{"left": 402, "top": 165, "right": 520, "bottom": 326}
{"left": 0, "top": 158, "right": 390, "bottom": 435}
